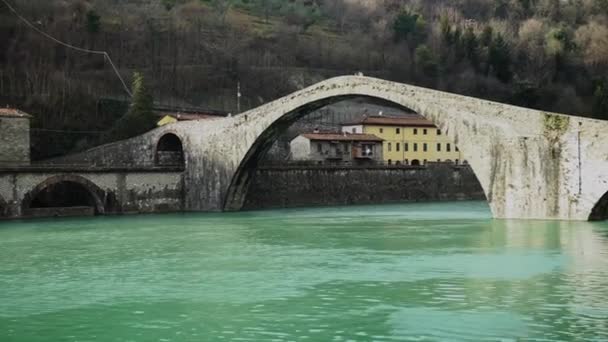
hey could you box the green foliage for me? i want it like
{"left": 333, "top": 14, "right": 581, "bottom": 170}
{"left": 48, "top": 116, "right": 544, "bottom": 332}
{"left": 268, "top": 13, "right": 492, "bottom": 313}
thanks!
{"left": 415, "top": 45, "right": 438, "bottom": 78}
{"left": 85, "top": 10, "right": 101, "bottom": 34}
{"left": 462, "top": 26, "right": 479, "bottom": 67}
{"left": 592, "top": 78, "right": 608, "bottom": 119}
{"left": 543, "top": 113, "right": 570, "bottom": 137}
{"left": 512, "top": 81, "right": 540, "bottom": 108}
{"left": 282, "top": 1, "right": 320, "bottom": 32}
{"left": 161, "top": 0, "right": 177, "bottom": 11}
{"left": 494, "top": 0, "right": 510, "bottom": 18}
{"left": 393, "top": 10, "right": 426, "bottom": 46}
{"left": 488, "top": 34, "right": 512, "bottom": 82}
{"left": 595, "top": 0, "right": 608, "bottom": 14}
{"left": 480, "top": 26, "right": 493, "bottom": 47}
{"left": 109, "top": 72, "right": 156, "bottom": 141}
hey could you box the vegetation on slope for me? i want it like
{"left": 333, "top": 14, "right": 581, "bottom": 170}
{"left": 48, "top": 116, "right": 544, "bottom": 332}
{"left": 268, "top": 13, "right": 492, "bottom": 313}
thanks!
{"left": 1, "top": 0, "right": 608, "bottom": 158}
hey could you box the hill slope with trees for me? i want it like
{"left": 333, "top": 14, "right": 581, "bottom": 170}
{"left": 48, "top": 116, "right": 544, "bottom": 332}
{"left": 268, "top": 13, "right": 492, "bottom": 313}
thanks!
{"left": 1, "top": 0, "right": 608, "bottom": 158}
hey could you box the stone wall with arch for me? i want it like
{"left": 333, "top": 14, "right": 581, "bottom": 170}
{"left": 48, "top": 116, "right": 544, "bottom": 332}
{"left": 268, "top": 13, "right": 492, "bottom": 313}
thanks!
{"left": 0, "top": 170, "right": 185, "bottom": 219}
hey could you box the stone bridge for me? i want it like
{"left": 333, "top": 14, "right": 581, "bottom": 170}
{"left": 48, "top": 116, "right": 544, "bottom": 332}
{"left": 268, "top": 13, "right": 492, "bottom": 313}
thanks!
{"left": 16, "top": 76, "right": 608, "bottom": 221}
{"left": 0, "top": 165, "right": 184, "bottom": 218}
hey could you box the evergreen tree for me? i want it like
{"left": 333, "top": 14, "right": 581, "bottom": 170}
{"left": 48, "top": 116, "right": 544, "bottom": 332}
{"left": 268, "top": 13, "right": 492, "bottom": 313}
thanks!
{"left": 462, "top": 26, "right": 479, "bottom": 66}
{"left": 109, "top": 72, "right": 156, "bottom": 141}
{"left": 488, "top": 34, "right": 512, "bottom": 82}
{"left": 393, "top": 10, "right": 426, "bottom": 47}
{"left": 592, "top": 78, "right": 608, "bottom": 119}
{"left": 415, "top": 45, "right": 438, "bottom": 78}
{"left": 85, "top": 10, "right": 101, "bottom": 34}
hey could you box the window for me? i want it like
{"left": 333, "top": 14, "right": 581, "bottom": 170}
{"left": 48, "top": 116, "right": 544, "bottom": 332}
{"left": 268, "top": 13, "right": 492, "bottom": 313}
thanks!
{"left": 437, "top": 159, "right": 441, "bottom": 162}
{"left": 379, "top": 128, "right": 384, "bottom": 133}
{"left": 455, "top": 159, "right": 459, "bottom": 165}
{"left": 396, "top": 128, "right": 401, "bottom": 134}
{"left": 423, "top": 143, "right": 428, "bottom": 152}
{"left": 362, "top": 144, "right": 374, "bottom": 156}
{"left": 413, "top": 128, "right": 418, "bottom": 135}
{"left": 437, "top": 129, "right": 442, "bottom": 135}
{"left": 423, "top": 159, "right": 428, "bottom": 165}
{"left": 404, "top": 159, "right": 409, "bottom": 165}
{"left": 423, "top": 129, "right": 428, "bottom": 135}
{"left": 388, "top": 142, "right": 392, "bottom": 152}
{"left": 447, "top": 143, "right": 451, "bottom": 152}
{"left": 437, "top": 143, "right": 441, "bottom": 152}
{"left": 455, "top": 146, "right": 459, "bottom": 152}
{"left": 396, "top": 143, "right": 400, "bottom": 152}
{"left": 352, "top": 128, "right": 356, "bottom": 133}
{"left": 317, "top": 143, "right": 322, "bottom": 153}
{"left": 404, "top": 143, "right": 409, "bottom": 152}
{"left": 388, "top": 159, "right": 392, "bottom": 165}
{"left": 413, "top": 143, "right": 418, "bottom": 152}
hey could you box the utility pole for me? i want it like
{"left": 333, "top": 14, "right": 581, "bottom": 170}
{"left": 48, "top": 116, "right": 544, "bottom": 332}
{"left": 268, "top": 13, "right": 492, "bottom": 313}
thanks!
{"left": 237, "top": 81, "right": 241, "bottom": 113}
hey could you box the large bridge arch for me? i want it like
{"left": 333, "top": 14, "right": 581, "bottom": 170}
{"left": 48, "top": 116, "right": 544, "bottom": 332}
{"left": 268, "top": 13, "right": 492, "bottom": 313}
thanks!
{"left": 137, "top": 76, "right": 608, "bottom": 220}
{"left": 589, "top": 189, "right": 608, "bottom": 221}
{"left": 22, "top": 174, "right": 107, "bottom": 215}
{"left": 221, "top": 94, "right": 483, "bottom": 213}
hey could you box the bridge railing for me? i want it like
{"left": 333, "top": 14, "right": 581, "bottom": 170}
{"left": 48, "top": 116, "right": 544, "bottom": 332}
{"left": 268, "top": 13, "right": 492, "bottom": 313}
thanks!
{"left": 0, "top": 160, "right": 185, "bottom": 172}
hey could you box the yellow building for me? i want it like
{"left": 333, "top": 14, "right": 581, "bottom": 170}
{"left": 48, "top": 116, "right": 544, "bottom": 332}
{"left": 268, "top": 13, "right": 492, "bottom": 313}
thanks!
{"left": 342, "top": 115, "right": 465, "bottom": 165}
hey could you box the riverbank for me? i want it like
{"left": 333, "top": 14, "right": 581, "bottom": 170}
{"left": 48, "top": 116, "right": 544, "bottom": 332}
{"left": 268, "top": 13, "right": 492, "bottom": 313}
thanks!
{"left": 244, "top": 164, "right": 485, "bottom": 210}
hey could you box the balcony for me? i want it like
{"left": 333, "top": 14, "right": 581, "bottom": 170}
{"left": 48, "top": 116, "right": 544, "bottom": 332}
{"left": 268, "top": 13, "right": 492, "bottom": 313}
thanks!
{"left": 353, "top": 147, "right": 374, "bottom": 159}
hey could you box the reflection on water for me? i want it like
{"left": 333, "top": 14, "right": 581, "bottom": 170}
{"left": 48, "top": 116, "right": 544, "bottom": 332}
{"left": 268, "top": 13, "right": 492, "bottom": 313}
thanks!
{"left": 0, "top": 201, "right": 607, "bottom": 341}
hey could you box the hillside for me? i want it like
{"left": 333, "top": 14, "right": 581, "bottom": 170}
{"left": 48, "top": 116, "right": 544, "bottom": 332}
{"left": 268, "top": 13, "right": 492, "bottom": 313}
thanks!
{"left": 1, "top": 0, "right": 608, "bottom": 158}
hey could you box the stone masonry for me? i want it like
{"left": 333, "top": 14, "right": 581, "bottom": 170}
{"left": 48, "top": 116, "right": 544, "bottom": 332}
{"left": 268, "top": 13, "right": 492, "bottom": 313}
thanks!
{"left": 34, "top": 76, "right": 608, "bottom": 221}
{"left": 0, "top": 108, "right": 31, "bottom": 165}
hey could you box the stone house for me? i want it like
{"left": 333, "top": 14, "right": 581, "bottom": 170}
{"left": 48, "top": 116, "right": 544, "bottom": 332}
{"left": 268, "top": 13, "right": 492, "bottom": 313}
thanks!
{"left": 290, "top": 132, "right": 383, "bottom": 163}
{"left": 0, "top": 108, "right": 31, "bottom": 165}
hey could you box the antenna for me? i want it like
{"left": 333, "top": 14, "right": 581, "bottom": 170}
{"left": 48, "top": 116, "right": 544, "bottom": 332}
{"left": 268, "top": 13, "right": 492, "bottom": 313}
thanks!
{"left": 237, "top": 81, "right": 241, "bottom": 113}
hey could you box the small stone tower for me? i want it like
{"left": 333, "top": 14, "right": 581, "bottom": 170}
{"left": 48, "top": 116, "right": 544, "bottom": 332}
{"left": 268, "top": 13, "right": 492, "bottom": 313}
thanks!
{"left": 0, "top": 107, "right": 31, "bottom": 165}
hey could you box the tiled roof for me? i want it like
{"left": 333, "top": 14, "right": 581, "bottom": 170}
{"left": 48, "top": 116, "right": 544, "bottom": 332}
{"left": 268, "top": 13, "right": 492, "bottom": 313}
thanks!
{"left": 301, "top": 132, "right": 383, "bottom": 142}
{"left": 346, "top": 115, "right": 436, "bottom": 127}
{"left": 0, "top": 108, "right": 31, "bottom": 118}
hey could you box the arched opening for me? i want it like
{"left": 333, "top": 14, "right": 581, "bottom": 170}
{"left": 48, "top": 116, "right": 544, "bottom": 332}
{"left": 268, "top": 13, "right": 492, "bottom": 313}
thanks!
{"left": 223, "top": 94, "right": 486, "bottom": 211}
{"left": 155, "top": 133, "right": 184, "bottom": 167}
{"left": 589, "top": 191, "right": 608, "bottom": 221}
{"left": 23, "top": 176, "right": 105, "bottom": 218}
{"left": 0, "top": 196, "right": 7, "bottom": 218}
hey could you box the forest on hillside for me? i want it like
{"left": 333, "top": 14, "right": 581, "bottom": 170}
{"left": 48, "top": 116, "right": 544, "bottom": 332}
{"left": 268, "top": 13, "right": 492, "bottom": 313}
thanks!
{"left": 1, "top": 0, "right": 608, "bottom": 158}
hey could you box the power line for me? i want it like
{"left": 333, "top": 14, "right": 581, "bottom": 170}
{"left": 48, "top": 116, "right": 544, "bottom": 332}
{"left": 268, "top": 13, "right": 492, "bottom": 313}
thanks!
{"left": 1, "top": 0, "right": 133, "bottom": 97}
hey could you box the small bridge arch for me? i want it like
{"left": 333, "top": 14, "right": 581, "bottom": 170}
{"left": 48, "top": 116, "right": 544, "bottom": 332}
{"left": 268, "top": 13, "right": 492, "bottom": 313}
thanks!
{"left": 0, "top": 195, "right": 7, "bottom": 218}
{"left": 22, "top": 174, "right": 107, "bottom": 215}
{"left": 155, "top": 133, "right": 185, "bottom": 167}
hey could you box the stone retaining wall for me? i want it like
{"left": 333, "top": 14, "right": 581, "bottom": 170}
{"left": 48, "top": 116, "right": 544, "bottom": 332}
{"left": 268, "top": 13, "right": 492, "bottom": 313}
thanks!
{"left": 243, "top": 164, "right": 485, "bottom": 210}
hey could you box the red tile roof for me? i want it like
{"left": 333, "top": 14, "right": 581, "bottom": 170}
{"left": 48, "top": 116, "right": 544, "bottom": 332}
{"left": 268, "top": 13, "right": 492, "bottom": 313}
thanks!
{"left": 0, "top": 108, "right": 31, "bottom": 118}
{"left": 301, "top": 132, "right": 383, "bottom": 142}
{"left": 346, "top": 115, "right": 436, "bottom": 127}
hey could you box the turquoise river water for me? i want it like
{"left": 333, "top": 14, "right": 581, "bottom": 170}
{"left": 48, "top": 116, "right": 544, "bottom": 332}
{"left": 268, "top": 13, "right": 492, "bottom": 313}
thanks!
{"left": 1, "top": 201, "right": 608, "bottom": 341}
